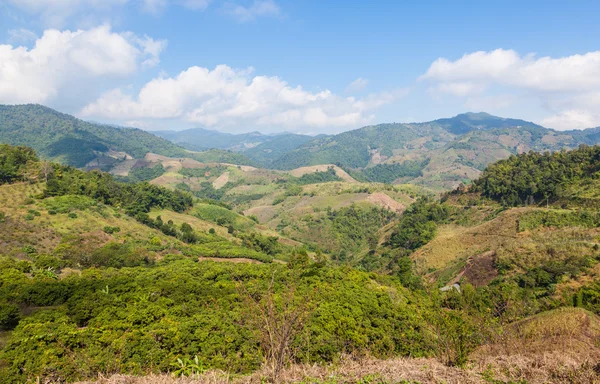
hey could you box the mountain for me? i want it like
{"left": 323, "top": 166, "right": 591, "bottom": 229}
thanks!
{"left": 0, "top": 104, "right": 189, "bottom": 168}
{"left": 271, "top": 112, "right": 600, "bottom": 189}
{"left": 154, "top": 128, "right": 271, "bottom": 151}
{"left": 154, "top": 127, "right": 318, "bottom": 166}
{"left": 431, "top": 111, "right": 543, "bottom": 134}
{"left": 242, "top": 132, "right": 316, "bottom": 166}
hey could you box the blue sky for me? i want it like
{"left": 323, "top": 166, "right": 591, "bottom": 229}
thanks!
{"left": 1, "top": 0, "right": 600, "bottom": 133}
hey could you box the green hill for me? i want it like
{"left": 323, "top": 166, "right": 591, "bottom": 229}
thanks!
{"left": 0, "top": 104, "right": 189, "bottom": 168}
{"left": 271, "top": 113, "right": 600, "bottom": 189}
{"left": 155, "top": 128, "right": 315, "bottom": 166}
{"left": 2, "top": 144, "right": 600, "bottom": 383}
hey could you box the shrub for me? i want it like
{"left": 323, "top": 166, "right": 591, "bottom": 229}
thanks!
{"left": 21, "top": 245, "right": 37, "bottom": 254}
{"left": 103, "top": 226, "right": 121, "bottom": 234}
{"left": 0, "top": 303, "right": 20, "bottom": 330}
{"left": 24, "top": 214, "right": 34, "bottom": 221}
{"left": 68, "top": 213, "right": 78, "bottom": 219}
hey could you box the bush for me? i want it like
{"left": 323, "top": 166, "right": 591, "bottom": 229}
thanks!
{"left": 103, "top": 226, "right": 121, "bottom": 234}
{"left": 0, "top": 303, "right": 20, "bottom": 330}
{"left": 21, "top": 245, "right": 37, "bottom": 254}
{"left": 68, "top": 213, "right": 78, "bottom": 219}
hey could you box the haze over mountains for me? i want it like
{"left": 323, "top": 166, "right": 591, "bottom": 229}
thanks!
{"left": 3, "top": 104, "right": 600, "bottom": 189}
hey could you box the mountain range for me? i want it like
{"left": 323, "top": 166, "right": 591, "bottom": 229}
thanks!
{"left": 3, "top": 105, "right": 600, "bottom": 189}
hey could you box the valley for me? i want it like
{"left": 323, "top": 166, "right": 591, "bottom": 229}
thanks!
{"left": 2, "top": 107, "right": 600, "bottom": 384}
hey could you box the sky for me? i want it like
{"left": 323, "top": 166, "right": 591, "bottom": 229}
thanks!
{"left": 1, "top": 0, "right": 600, "bottom": 134}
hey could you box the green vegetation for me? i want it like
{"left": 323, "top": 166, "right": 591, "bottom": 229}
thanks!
{"left": 44, "top": 163, "right": 193, "bottom": 217}
{"left": 2, "top": 142, "right": 600, "bottom": 383}
{"left": 474, "top": 145, "right": 600, "bottom": 206}
{"left": 119, "top": 164, "right": 166, "bottom": 183}
{"left": 518, "top": 209, "right": 600, "bottom": 231}
{"left": 291, "top": 167, "right": 342, "bottom": 185}
{"left": 0, "top": 260, "right": 436, "bottom": 383}
{"left": 388, "top": 198, "right": 449, "bottom": 251}
{"left": 179, "top": 165, "right": 227, "bottom": 178}
{"left": 358, "top": 160, "right": 429, "bottom": 183}
{"left": 0, "top": 104, "right": 188, "bottom": 167}
{"left": 187, "top": 149, "right": 256, "bottom": 166}
{"left": 0, "top": 144, "right": 39, "bottom": 184}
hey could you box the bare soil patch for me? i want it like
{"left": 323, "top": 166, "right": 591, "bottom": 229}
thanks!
{"left": 366, "top": 192, "right": 405, "bottom": 213}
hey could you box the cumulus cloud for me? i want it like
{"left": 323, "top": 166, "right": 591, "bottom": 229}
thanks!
{"left": 345, "top": 78, "right": 369, "bottom": 93}
{"left": 225, "top": 0, "right": 280, "bottom": 22}
{"left": 421, "top": 49, "right": 600, "bottom": 129}
{"left": 541, "top": 110, "right": 600, "bottom": 130}
{"left": 0, "top": 25, "right": 166, "bottom": 104}
{"left": 81, "top": 65, "right": 404, "bottom": 131}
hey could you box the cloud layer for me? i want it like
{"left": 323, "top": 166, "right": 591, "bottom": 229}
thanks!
{"left": 81, "top": 65, "right": 403, "bottom": 131}
{"left": 0, "top": 25, "right": 166, "bottom": 104}
{"left": 421, "top": 49, "right": 600, "bottom": 129}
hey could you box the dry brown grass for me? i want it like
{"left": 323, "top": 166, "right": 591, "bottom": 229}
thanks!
{"left": 76, "top": 353, "right": 600, "bottom": 384}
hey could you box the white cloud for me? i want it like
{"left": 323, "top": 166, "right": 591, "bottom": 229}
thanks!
{"left": 81, "top": 65, "right": 404, "bottom": 131}
{"left": 0, "top": 25, "right": 166, "bottom": 104}
{"left": 540, "top": 110, "right": 600, "bottom": 130}
{"left": 345, "top": 77, "right": 369, "bottom": 93}
{"left": 225, "top": 0, "right": 280, "bottom": 22}
{"left": 7, "top": 28, "right": 38, "bottom": 45}
{"left": 422, "top": 49, "right": 600, "bottom": 129}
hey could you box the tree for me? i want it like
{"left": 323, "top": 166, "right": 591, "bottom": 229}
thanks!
{"left": 241, "top": 273, "right": 315, "bottom": 381}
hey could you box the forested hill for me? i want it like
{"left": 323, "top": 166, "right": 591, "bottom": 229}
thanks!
{"left": 0, "top": 104, "right": 189, "bottom": 168}
{"left": 270, "top": 112, "right": 600, "bottom": 189}
{"left": 154, "top": 128, "right": 316, "bottom": 166}
{"left": 473, "top": 144, "right": 600, "bottom": 207}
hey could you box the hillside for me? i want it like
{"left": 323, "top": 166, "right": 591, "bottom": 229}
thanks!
{"left": 271, "top": 112, "right": 600, "bottom": 189}
{"left": 2, "top": 144, "right": 600, "bottom": 383}
{"left": 154, "top": 128, "right": 271, "bottom": 151}
{"left": 109, "top": 152, "right": 421, "bottom": 260}
{"left": 0, "top": 104, "right": 190, "bottom": 168}
{"left": 155, "top": 128, "right": 316, "bottom": 166}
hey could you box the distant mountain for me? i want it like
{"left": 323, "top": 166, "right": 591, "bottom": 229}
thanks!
{"left": 431, "top": 112, "right": 543, "bottom": 134}
{"left": 243, "top": 133, "right": 316, "bottom": 166}
{"left": 0, "top": 104, "right": 189, "bottom": 168}
{"left": 154, "top": 128, "right": 271, "bottom": 152}
{"left": 271, "top": 112, "right": 600, "bottom": 189}
{"left": 154, "top": 127, "right": 318, "bottom": 166}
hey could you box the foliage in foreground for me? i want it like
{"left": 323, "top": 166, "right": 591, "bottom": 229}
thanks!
{"left": 0, "top": 260, "right": 435, "bottom": 383}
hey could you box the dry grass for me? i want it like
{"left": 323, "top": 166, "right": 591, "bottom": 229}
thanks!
{"left": 75, "top": 308, "right": 600, "bottom": 383}
{"left": 77, "top": 353, "right": 600, "bottom": 384}
{"left": 212, "top": 171, "right": 230, "bottom": 189}
{"left": 412, "top": 206, "right": 600, "bottom": 286}
{"left": 287, "top": 164, "right": 357, "bottom": 183}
